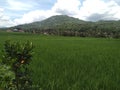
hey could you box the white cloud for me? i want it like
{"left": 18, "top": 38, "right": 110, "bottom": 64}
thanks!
{"left": 14, "top": 10, "right": 60, "bottom": 25}
{"left": 0, "top": 8, "right": 15, "bottom": 27}
{"left": 114, "top": 0, "right": 120, "bottom": 5}
{"left": 6, "top": 0, "right": 33, "bottom": 11}
{"left": 14, "top": 0, "right": 120, "bottom": 25}
{"left": 52, "top": 0, "right": 81, "bottom": 15}
{"left": 1, "top": 0, "right": 120, "bottom": 27}
{"left": 0, "top": 8, "right": 4, "bottom": 12}
{"left": 76, "top": 0, "right": 120, "bottom": 21}
{"left": 0, "top": 19, "right": 15, "bottom": 27}
{"left": 0, "top": 8, "right": 4, "bottom": 18}
{"left": 13, "top": 0, "right": 81, "bottom": 25}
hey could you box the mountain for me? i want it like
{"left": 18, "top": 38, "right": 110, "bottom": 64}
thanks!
{"left": 9, "top": 15, "right": 120, "bottom": 38}
{"left": 39, "top": 15, "right": 85, "bottom": 26}
{"left": 12, "top": 15, "right": 86, "bottom": 30}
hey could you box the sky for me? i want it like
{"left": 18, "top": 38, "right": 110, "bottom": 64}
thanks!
{"left": 0, "top": 0, "right": 120, "bottom": 27}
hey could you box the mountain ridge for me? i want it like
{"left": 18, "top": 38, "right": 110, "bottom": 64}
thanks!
{"left": 13, "top": 15, "right": 85, "bottom": 29}
{"left": 9, "top": 15, "right": 120, "bottom": 38}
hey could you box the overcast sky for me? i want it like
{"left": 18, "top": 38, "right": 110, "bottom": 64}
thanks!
{"left": 0, "top": 0, "right": 120, "bottom": 27}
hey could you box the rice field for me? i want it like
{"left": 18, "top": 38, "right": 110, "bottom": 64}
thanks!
{"left": 0, "top": 32, "right": 120, "bottom": 90}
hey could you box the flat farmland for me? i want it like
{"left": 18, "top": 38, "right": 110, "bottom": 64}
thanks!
{"left": 0, "top": 32, "right": 120, "bottom": 90}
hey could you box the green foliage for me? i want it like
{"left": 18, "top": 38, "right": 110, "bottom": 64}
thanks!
{"left": 2, "top": 40, "right": 33, "bottom": 66}
{"left": 1, "top": 40, "right": 34, "bottom": 90}
{"left": 0, "top": 32, "right": 120, "bottom": 90}
{"left": 31, "top": 36, "right": 120, "bottom": 90}
{"left": 0, "top": 65, "right": 15, "bottom": 89}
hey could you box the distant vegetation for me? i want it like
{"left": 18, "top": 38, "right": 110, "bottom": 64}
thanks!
{"left": 8, "top": 15, "right": 120, "bottom": 38}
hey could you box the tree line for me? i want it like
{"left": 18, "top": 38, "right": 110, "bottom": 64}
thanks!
{"left": 15, "top": 21, "right": 120, "bottom": 38}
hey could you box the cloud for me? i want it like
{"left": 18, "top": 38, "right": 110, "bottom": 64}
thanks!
{"left": 0, "top": 8, "right": 15, "bottom": 27}
{"left": 6, "top": 0, "right": 56, "bottom": 11}
{"left": 0, "top": 8, "right": 4, "bottom": 18}
{"left": 6, "top": 0, "right": 34, "bottom": 11}
{"left": 1, "top": 0, "right": 120, "bottom": 27}
{"left": 77, "top": 0, "right": 120, "bottom": 21}
{"left": 52, "top": 0, "right": 81, "bottom": 15}
{"left": 14, "top": 10, "right": 60, "bottom": 25}
{"left": 13, "top": 0, "right": 81, "bottom": 25}
{"left": 114, "top": 0, "right": 120, "bottom": 5}
{"left": 0, "top": 8, "right": 4, "bottom": 12}
{"left": 14, "top": 0, "right": 120, "bottom": 25}
{"left": 0, "top": 18, "right": 15, "bottom": 27}
{"left": 86, "top": 13, "right": 118, "bottom": 21}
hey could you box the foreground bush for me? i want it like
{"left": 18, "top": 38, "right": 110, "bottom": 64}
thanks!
{"left": 1, "top": 40, "right": 34, "bottom": 90}
{"left": 0, "top": 64, "right": 15, "bottom": 90}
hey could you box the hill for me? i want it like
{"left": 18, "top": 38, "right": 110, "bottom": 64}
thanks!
{"left": 12, "top": 15, "right": 85, "bottom": 30}
{"left": 39, "top": 15, "right": 85, "bottom": 25}
{"left": 10, "top": 15, "right": 120, "bottom": 38}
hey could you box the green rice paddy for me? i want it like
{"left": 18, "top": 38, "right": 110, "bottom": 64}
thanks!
{"left": 0, "top": 32, "right": 120, "bottom": 90}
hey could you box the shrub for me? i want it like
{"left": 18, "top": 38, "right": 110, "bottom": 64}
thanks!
{"left": 1, "top": 40, "right": 34, "bottom": 90}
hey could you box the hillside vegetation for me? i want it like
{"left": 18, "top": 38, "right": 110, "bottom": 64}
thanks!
{"left": 10, "top": 15, "right": 120, "bottom": 38}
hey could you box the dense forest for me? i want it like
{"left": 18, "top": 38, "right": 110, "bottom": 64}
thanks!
{"left": 9, "top": 15, "right": 120, "bottom": 38}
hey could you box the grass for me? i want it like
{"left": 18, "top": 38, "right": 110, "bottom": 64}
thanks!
{"left": 0, "top": 32, "right": 120, "bottom": 90}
